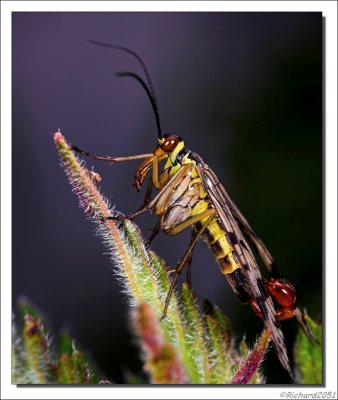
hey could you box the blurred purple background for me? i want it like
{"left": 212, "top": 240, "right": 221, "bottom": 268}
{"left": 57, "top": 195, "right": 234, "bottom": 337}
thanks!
{"left": 12, "top": 12, "right": 322, "bottom": 383}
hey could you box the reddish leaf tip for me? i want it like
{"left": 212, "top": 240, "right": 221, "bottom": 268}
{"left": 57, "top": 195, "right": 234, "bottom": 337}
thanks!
{"left": 230, "top": 330, "right": 272, "bottom": 384}
{"left": 54, "top": 131, "right": 64, "bottom": 143}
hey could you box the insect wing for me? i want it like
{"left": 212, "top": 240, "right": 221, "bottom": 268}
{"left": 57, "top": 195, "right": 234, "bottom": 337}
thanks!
{"left": 212, "top": 176, "right": 285, "bottom": 279}
{"left": 198, "top": 160, "right": 314, "bottom": 340}
{"left": 195, "top": 159, "right": 292, "bottom": 377}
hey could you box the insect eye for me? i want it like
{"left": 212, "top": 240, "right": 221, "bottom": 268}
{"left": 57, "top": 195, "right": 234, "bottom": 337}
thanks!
{"left": 160, "top": 135, "right": 180, "bottom": 152}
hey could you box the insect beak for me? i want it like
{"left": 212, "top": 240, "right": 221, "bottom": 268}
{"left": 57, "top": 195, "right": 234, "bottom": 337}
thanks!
{"left": 132, "top": 146, "right": 167, "bottom": 190}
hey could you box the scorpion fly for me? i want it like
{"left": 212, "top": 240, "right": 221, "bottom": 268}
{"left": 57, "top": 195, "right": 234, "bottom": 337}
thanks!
{"left": 73, "top": 40, "right": 314, "bottom": 377}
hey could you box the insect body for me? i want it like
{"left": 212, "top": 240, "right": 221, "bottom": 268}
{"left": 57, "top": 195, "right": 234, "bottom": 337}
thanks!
{"left": 130, "top": 134, "right": 311, "bottom": 378}
{"left": 73, "top": 40, "right": 314, "bottom": 378}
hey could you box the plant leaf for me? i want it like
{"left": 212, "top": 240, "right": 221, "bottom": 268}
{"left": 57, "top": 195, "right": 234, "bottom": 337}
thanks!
{"left": 294, "top": 315, "right": 322, "bottom": 384}
{"left": 12, "top": 300, "right": 101, "bottom": 384}
{"left": 230, "top": 330, "right": 271, "bottom": 384}
{"left": 53, "top": 132, "right": 276, "bottom": 384}
{"left": 133, "top": 302, "right": 186, "bottom": 384}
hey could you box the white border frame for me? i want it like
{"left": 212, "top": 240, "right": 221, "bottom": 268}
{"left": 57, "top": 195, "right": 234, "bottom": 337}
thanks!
{"left": 1, "top": 2, "right": 337, "bottom": 399}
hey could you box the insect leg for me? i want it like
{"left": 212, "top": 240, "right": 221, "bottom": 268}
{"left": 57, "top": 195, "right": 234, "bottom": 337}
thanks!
{"left": 135, "top": 178, "right": 154, "bottom": 213}
{"left": 161, "top": 210, "right": 215, "bottom": 320}
{"left": 122, "top": 156, "right": 164, "bottom": 219}
{"left": 151, "top": 156, "right": 161, "bottom": 189}
{"left": 71, "top": 145, "right": 154, "bottom": 164}
{"left": 105, "top": 158, "right": 165, "bottom": 225}
{"left": 146, "top": 220, "right": 161, "bottom": 246}
{"left": 126, "top": 164, "right": 192, "bottom": 221}
{"left": 186, "top": 228, "right": 198, "bottom": 287}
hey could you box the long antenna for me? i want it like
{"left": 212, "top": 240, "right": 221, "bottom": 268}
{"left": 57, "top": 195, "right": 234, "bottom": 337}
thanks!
{"left": 89, "top": 39, "right": 162, "bottom": 139}
{"left": 117, "top": 72, "right": 162, "bottom": 139}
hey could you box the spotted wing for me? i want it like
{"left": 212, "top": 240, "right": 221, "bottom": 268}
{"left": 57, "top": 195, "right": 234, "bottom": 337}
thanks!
{"left": 196, "top": 155, "right": 314, "bottom": 340}
{"left": 203, "top": 169, "right": 285, "bottom": 278}
{"left": 194, "top": 156, "right": 292, "bottom": 377}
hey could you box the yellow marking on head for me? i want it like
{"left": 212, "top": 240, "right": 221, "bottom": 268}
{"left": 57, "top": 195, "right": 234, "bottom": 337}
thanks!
{"left": 170, "top": 140, "right": 185, "bottom": 164}
{"left": 163, "top": 141, "right": 185, "bottom": 170}
{"left": 158, "top": 137, "right": 165, "bottom": 145}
